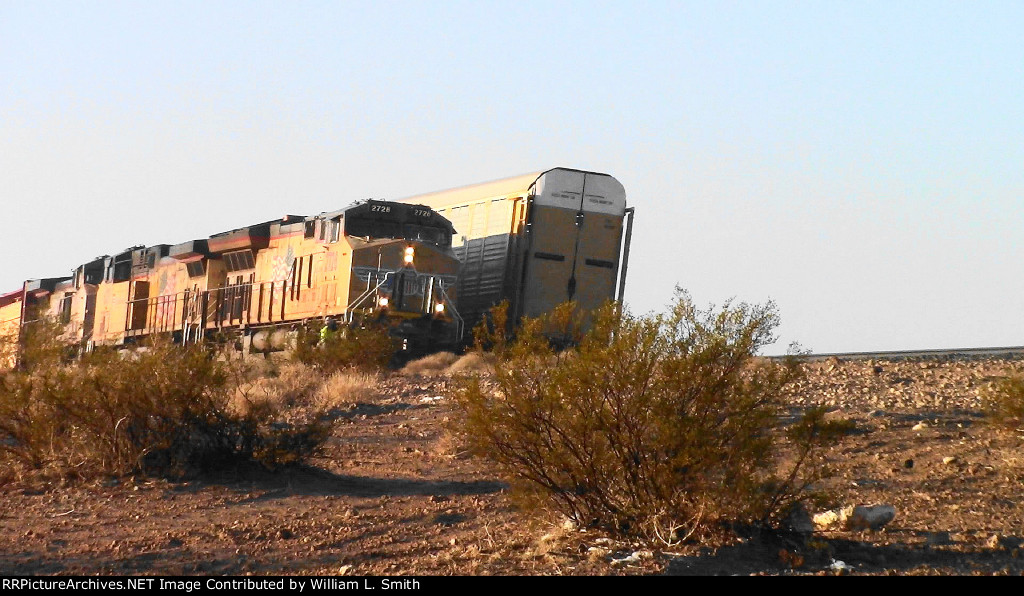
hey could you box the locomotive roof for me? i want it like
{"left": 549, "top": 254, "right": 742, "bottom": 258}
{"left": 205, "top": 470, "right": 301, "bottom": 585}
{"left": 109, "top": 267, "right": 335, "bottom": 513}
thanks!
{"left": 208, "top": 215, "right": 305, "bottom": 239}
{"left": 0, "top": 288, "right": 22, "bottom": 306}
{"left": 24, "top": 277, "right": 72, "bottom": 297}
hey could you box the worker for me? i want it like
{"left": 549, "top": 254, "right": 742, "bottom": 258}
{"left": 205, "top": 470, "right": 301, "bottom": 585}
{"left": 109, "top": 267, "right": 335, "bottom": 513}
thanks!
{"left": 319, "top": 317, "right": 339, "bottom": 345}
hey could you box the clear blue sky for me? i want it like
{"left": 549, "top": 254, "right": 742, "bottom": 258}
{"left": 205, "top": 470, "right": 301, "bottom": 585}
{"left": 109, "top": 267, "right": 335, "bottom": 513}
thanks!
{"left": 3, "top": 1, "right": 1023, "bottom": 354}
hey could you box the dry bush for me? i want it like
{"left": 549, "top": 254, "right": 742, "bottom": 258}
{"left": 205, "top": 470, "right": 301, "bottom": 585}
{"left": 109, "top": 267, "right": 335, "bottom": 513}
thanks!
{"left": 315, "top": 370, "right": 381, "bottom": 410}
{"left": 455, "top": 290, "right": 847, "bottom": 545}
{"left": 0, "top": 327, "right": 333, "bottom": 482}
{"left": 292, "top": 321, "right": 397, "bottom": 374}
{"left": 446, "top": 352, "right": 494, "bottom": 376}
{"left": 400, "top": 351, "right": 460, "bottom": 376}
{"left": 0, "top": 326, "right": 20, "bottom": 372}
{"left": 430, "top": 430, "right": 463, "bottom": 459}
{"left": 983, "top": 375, "right": 1024, "bottom": 429}
{"left": 232, "top": 362, "right": 320, "bottom": 415}
{"left": 11, "top": 318, "right": 70, "bottom": 371}
{"left": 400, "top": 351, "right": 494, "bottom": 377}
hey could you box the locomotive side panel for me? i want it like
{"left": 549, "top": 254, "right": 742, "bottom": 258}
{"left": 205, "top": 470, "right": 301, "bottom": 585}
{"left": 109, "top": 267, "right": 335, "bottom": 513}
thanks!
{"left": 143, "top": 257, "right": 190, "bottom": 336}
{"left": 323, "top": 241, "right": 354, "bottom": 312}
{"left": 254, "top": 223, "right": 303, "bottom": 323}
{"left": 93, "top": 280, "right": 131, "bottom": 345}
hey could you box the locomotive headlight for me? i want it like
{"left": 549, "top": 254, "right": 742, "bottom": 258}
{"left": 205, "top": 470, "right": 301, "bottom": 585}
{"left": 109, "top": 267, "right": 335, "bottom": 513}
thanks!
{"left": 378, "top": 296, "right": 390, "bottom": 307}
{"left": 434, "top": 303, "right": 445, "bottom": 314}
{"left": 404, "top": 246, "right": 415, "bottom": 264}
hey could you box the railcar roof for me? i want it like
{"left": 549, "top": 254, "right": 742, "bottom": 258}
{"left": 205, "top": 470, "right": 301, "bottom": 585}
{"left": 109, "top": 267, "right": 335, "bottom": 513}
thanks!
{"left": 397, "top": 167, "right": 615, "bottom": 208}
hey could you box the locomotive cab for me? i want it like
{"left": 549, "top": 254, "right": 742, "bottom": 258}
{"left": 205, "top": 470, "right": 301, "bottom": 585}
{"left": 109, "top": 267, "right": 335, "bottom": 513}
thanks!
{"left": 336, "top": 200, "right": 462, "bottom": 351}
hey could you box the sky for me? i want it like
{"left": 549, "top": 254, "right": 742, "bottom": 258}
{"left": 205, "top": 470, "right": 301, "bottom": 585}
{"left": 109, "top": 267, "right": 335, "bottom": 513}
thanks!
{"left": 2, "top": 1, "right": 1023, "bottom": 354}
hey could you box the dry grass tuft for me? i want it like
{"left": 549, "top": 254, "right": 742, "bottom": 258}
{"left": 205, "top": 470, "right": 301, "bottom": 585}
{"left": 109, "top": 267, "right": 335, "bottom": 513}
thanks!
{"left": 984, "top": 375, "right": 1024, "bottom": 430}
{"left": 316, "top": 370, "right": 381, "bottom": 410}
{"left": 232, "top": 363, "right": 320, "bottom": 415}
{"left": 446, "top": 352, "right": 493, "bottom": 376}
{"left": 400, "top": 352, "right": 460, "bottom": 376}
{"left": 431, "top": 429, "right": 471, "bottom": 459}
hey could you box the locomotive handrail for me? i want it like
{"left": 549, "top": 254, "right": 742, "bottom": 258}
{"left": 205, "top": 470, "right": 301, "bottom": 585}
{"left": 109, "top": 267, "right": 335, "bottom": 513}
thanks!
{"left": 345, "top": 271, "right": 396, "bottom": 324}
{"left": 119, "top": 270, "right": 462, "bottom": 345}
{"left": 437, "top": 283, "right": 463, "bottom": 343}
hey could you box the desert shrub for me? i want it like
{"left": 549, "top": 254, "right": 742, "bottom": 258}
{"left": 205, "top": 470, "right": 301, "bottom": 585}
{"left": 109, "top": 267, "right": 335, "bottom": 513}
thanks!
{"left": 455, "top": 290, "right": 847, "bottom": 544}
{"left": 291, "top": 321, "right": 397, "bottom": 374}
{"left": 983, "top": 375, "right": 1024, "bottom": 429}
{"left": 0, "top": 334, "right": 332, "bottom": 481}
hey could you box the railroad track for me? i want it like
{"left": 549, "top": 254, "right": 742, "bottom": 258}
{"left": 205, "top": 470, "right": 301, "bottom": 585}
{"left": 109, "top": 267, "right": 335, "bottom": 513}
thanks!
{"left": 772, "top": 346, "right": 1024, "bottom": 362}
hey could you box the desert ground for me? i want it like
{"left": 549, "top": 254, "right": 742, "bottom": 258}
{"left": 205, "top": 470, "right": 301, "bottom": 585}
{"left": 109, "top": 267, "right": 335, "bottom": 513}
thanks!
{"left": 3, "top": 355, "right": 1024, "bottom": 576}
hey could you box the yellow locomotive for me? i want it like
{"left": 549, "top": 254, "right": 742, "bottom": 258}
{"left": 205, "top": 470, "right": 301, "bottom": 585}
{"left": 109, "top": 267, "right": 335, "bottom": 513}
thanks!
{"left": 2, "top": 199, "right": 461, "bottom": 363}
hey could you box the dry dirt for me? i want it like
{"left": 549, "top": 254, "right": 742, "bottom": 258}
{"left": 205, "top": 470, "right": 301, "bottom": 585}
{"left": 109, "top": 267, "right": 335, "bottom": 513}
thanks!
{"left": 4, "top": 356, "right": 1024, "bottom": 576}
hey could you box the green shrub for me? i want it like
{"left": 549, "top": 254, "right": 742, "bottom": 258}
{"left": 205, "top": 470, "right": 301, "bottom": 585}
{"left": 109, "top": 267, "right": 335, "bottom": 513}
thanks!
{"left": 455, "top": 289, "right": 846, "bottom": 544}
{"left": 0, "top": 331, "right": 332, "bottom": 482}
{"left": 291, "top": 321, "right": 397, "bottom": 374}
{"left": 983, "top": 375, "right": 1024, "bottom": 429}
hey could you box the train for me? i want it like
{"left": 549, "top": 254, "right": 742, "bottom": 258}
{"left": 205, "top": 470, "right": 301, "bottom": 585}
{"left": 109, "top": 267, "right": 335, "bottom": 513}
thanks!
{"left": 1, "top": 167, "right": 632, "bottom": 366}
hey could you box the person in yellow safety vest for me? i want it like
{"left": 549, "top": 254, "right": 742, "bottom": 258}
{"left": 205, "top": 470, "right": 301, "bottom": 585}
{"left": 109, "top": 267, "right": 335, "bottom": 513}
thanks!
{"left": 319, "top": 317, "right": 339, "bottom": 345}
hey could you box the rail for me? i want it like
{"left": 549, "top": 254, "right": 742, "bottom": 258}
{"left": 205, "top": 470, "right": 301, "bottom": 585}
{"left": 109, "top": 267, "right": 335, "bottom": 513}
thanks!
{"left": 770, "top": 346, "right": 1024, "bottom": 362}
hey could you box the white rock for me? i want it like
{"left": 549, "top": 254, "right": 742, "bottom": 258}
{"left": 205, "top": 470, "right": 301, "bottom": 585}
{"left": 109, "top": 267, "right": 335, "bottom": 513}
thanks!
{"left": 846, "top": 505, "right": 896, "bottom": 530}
{"left": 813, "top": 507, "right": 852, "bottom": 531}
{"left": 610, "top": 550, "right": 651, "bottom": 566}
{"left": 814, "top": 504, "right": 896, "bottom": 531}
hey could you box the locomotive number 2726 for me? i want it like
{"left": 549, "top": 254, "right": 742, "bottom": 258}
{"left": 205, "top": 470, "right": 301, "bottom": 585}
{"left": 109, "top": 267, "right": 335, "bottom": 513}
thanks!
{"left": 371, "top": 205, "right": 392, "bottom": 213}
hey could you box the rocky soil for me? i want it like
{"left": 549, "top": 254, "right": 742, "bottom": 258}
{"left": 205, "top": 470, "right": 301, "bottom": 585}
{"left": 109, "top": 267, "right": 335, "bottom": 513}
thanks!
{"left": 3, "top": 356, "right": 1024, "bottom": 576}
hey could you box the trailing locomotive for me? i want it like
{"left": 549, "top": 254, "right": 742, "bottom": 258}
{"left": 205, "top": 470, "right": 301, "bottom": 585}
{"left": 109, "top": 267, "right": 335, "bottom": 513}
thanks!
{"left": 2, "top": 199, "right": 462, "bottom": 362}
